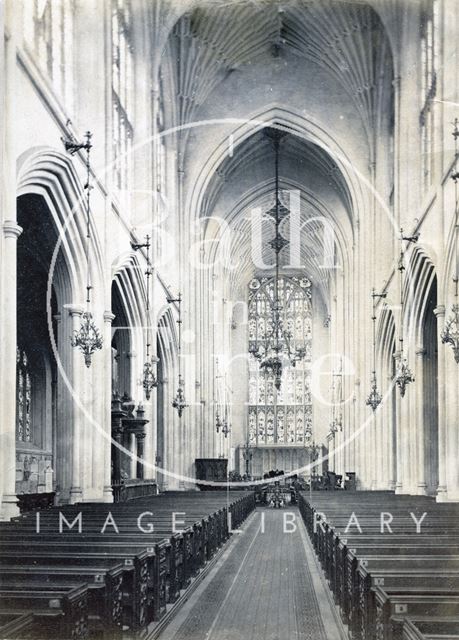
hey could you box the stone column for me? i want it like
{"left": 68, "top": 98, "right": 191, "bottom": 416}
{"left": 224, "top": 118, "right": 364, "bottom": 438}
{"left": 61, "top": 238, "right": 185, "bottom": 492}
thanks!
{"left": 394, "top": 351, "right": 404, "bottom": 493}
{"left": 434, "top": 306, "right": 447, "bottom": 500}
{"left": 443, "top": 314, "right": 459, "bottom": 500}
{"left": 387, "top": 374, "right": 396, "bottom": 491}
{"left": 66, "top": 305, "right": 84, "bottom": 504}
{"left": 103, "top": 311, "right": 115, "bottom": 502}
{"left": 136, "top": 433, "right": 146, "bottom": 479}
{"left": 399, "top": 375, "right": 412, "bottom": 494}
{"left": 143, "top": 350, "right": 158, "bottom": 481}
{"left": 327, "top": 433, "right": 335, "bottom": 472}
{"left": 130, "top": 433, "right": 137, "bottom": 479}
{"left": 0, "top": 222, "right": 23, "bottom": 520}
{"left": 368, "top": 407, "right": 378, "bottom": 491}
{"left": 415, "top": 346, "right": 427, "bottom": 494}
{"left": 111, "top": 421, "right": 123, "bottom": 502}
{"left": 160, "top": 377, "right": 169, "bottom": 491}
{"left": 376, "top": 401, "right": 385, "bottom": 489}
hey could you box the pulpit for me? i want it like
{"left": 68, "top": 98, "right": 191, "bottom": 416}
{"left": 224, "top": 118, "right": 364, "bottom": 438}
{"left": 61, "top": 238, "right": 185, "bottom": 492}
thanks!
{"left": 111, "top": 392, "right": 151, "bottom": 501}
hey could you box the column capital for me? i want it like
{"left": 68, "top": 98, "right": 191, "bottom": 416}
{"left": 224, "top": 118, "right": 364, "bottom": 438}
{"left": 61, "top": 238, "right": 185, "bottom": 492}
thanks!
{"left": 104, "top": 311, "right": 116, "bottom": 323}
{"left": 434, "top": 305, "right": 446, "bottom": 318}
{"left": 64, "top": 304, "right": 84, "bottom": 317}
{"left": 3, "top": 221, "right": 22, "bottom": 239}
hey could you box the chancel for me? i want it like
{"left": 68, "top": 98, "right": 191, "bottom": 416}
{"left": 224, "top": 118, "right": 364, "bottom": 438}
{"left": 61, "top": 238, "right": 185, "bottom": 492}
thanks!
{"left": 0, "top": 1, "right": 458, "bottom": 639}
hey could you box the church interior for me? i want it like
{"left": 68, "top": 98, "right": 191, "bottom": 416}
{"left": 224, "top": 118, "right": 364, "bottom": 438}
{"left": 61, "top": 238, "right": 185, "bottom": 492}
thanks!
{"left": 1, "top": 0, "right": 459, "bottom": 638}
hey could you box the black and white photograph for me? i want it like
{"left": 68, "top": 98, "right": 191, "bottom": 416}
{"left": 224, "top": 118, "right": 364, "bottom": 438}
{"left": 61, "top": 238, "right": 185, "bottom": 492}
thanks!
{"left": 0, "top": 0, "right": 458, "bottom": 638}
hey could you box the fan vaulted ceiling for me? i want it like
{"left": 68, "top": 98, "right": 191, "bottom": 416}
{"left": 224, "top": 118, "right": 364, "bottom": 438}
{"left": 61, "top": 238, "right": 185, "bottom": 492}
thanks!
{"left": 167, "top": 0, "right": 393, "bottom": 147}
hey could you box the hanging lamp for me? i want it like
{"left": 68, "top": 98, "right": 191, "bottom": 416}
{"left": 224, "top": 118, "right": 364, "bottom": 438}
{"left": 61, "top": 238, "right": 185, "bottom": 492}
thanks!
{"left": 248, "top": 128, "right": 306, "bottom": 390}
{"left": 131, "top": 235, "right": 159, "bottom": 399}
{"left": 169, "top": 293, "right": 188, "bottom": 417}
{"left": 395, "top": 231, "right": 417, "bottom": 396}
{"left": 366, "top": 289, "right": 386, "bottom": 410}
{"left": 63, "top": 131, "right": 103, "bottom": 368}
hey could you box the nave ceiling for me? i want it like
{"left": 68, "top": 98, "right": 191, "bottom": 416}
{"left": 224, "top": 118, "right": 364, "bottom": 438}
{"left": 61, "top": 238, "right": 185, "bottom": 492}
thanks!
{"left": 154, "top": 0, "right": 396, "bottom": 309}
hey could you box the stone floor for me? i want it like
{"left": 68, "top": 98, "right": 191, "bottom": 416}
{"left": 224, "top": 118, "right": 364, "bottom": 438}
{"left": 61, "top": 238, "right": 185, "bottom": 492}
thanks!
{"left": 156, "top": 507, "right": 346, "bottom": 640}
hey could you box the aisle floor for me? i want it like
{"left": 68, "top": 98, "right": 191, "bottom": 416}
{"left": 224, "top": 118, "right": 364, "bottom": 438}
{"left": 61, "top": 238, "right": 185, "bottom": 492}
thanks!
{"left": 157, "top": 507, "right": 346, "bottom": 640}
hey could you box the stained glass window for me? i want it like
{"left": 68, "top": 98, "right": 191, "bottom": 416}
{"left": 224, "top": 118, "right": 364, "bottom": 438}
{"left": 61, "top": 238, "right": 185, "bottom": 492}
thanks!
{"left": 16, "top": 348, "right": 32, "bottom": 443}
{"left": 248, "top": 276, "right": 313, "bottom": 445}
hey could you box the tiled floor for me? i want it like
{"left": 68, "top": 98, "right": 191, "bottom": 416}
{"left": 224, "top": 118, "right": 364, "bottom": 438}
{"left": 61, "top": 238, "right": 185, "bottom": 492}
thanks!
{"left": 157, "top": 508, "right": 345, "bottom": 640}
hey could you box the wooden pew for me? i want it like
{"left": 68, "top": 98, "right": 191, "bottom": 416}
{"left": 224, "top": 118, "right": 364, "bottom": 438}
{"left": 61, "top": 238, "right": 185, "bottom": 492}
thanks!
{"left": 0, "top": 583, "right": 89, "bottom": 639}
{"left": 297, "top": 491, "right": 459, "bottom": 640}
{"left": 373, "top": 588, "right": 459, "bottom": 640}
{"left": 0, "top": 490, "right": 256, "bottom": 637}
{"left": 0, "top": 564, "right": 127, "bottom": 637}
{"left": 394, "top": 615, "right": 459, "bottom": 640}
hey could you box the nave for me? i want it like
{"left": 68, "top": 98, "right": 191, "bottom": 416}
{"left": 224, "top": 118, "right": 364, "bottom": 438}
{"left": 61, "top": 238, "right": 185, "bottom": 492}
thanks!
{"left": 156, "top": 507, "right": 342, "bottom": 640}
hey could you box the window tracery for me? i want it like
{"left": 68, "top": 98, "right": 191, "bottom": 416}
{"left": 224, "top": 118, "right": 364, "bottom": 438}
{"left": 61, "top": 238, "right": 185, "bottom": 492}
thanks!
{"left": 16, "top": 348, "right": 32, "bottom": 443}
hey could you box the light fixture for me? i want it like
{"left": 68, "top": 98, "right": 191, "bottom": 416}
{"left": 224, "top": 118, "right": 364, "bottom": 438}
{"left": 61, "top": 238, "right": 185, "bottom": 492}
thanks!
{"left": 335, "top": 413, "right": 342, "bottom": 431}
{"left": 441, "top": 119, "right": 459, "bottom": 364}
{"left": 329, "top": 358, "right": 345, "bottom": 431}
{"left": 395, "top": 230, "right": 416, "bottom": 396}
{"left": 172, "top": 373, "right": 188, "bottom": 418}
{"left": 215, "top": 408, "right": 223, "bottom": 432}
{"left": 215, "top": 358, "right": 223, "bottom": 433}
{"left": 142, "top": 357, "right": 158, "bottom": 400}
{"left": 221, "top": 406, "right": 231, "bottom": 438}
{"left": 215, "top": 360, "right": 231, "bottom": 438}
{"left": 366, "top": 371, "right": 383, "bottom": 411}
{"left": 64, "top": 131, "right": 103, "bottom": 368}
{"left": 249, "top": 128, "right": 306, "bottom": 390}
{"left": 169, "top": 293, "right": 188, "bottom": 417}
{"left": 366, "top": 289, "right": 386, "bottom": 411}
{"left": 132, "top": 235, "right": 159, "bottom": 400}
{"left": 329, "top": 374, "right": 338, "bottom": 436}
{"left": 308, "top": 441, "right": 321, "bottom": 459}
{"left": 242, "top": 440, "right": 253, "bottom": 478}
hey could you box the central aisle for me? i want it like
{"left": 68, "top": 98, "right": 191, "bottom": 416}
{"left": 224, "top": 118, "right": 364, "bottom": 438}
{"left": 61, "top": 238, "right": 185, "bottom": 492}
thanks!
{"left": 156, "top": 507, "right": 345, "bottom": 640}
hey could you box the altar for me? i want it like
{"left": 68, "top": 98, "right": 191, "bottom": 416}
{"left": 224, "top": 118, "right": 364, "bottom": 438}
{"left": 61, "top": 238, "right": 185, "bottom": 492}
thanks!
{"left": 238, "top": 445, "right": 327, "bottom": 479}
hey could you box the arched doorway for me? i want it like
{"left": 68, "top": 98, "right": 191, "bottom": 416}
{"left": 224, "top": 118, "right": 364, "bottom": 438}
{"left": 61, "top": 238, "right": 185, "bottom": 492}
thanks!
{"left": 111, "top": 280, "right": 132, "bottom": 398}
{"left": 156, "top": 310, "right": 179, "bottom": 490}
{"left": 406, "top": 249, "right": 439, "bottom": 496}
{"left": 421, "top": 276, "right": 438, "bottom": 494}
{"left": 15, "top": 194, "right": 67, "bottom": 503}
